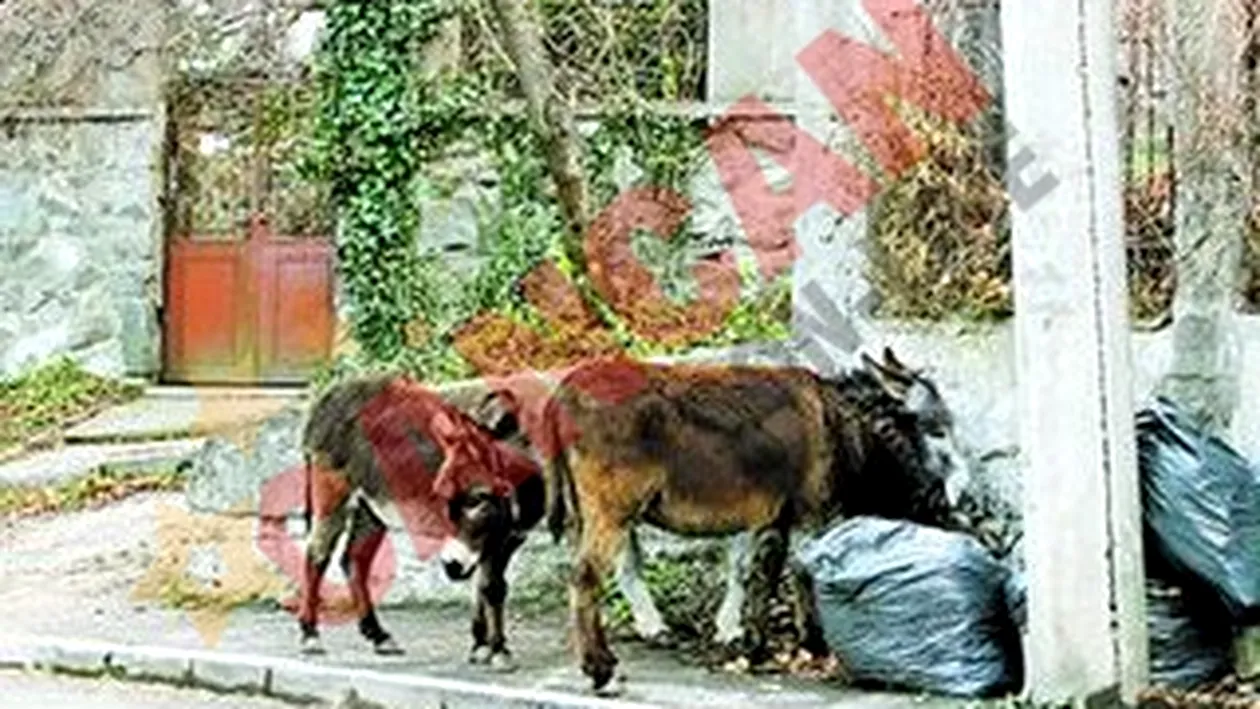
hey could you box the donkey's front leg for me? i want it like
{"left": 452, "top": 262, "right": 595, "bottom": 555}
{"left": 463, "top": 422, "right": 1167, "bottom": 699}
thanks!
{"left": 469, "top": 535, "right": 523, "bottom": 672}
{"left": 741, "top": 519, "right": 791, "bottom": 665}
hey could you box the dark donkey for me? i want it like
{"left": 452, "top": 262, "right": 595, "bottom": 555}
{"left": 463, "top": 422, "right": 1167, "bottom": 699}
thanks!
{"left": 296, "top": 374, "right": 542, "bottom": 670}
{"left": 539, "top": 348, "right": 973, "bottom": 691}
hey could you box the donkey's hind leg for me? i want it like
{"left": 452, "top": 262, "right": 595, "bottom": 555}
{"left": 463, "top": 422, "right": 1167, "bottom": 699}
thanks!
{"left": 613, "top": 527, "right": 671, "bottom": 646}
{"left": 298, "top": 499, "right": 349, "bottom": 655}
{"left": 341, "top": 503, "right": 401, "bottom": 655}
{"left": 713, "top": 531, "right": 754, "bottom": 647}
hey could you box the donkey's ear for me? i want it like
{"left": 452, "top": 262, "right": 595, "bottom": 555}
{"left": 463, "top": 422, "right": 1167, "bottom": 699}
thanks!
{"left": 882, "top": 347, "right": 912, "bottom": 376}
{"left": 860, "top": 351, "right": 883, "bottom": 375}
{"left": 876, "top": 348, "right": 915, "bottom": 385}
{"left": 863, "top": 348, "right": 911, "bottom": 393}
{"left": 475, "top": 390, "right": 520, "bottom": 440}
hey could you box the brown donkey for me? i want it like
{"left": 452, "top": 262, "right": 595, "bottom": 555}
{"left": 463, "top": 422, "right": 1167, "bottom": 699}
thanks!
{"left": 294, "top": 375, "right": 541, "bottom": 669}
{"left": 539, "top": 348, "right": 972, "bottom": 691}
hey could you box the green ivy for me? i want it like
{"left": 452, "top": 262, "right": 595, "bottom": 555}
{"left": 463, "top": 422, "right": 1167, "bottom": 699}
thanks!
{"left": 303, "top": 0, "right": 476, "bottom": 366}
{"left": 302, "top": 0, "right": 789, "bottom": 387}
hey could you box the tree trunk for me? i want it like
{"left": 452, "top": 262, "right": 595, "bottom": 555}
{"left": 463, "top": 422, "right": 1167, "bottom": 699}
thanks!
{"left": 485, "top": 0, "right": 592, "bottom": 273}
{"left": 1156, "top": 0, "right": 1250, "bottom": 436}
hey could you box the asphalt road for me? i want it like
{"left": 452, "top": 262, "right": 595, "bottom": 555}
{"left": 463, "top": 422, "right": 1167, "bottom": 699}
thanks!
{"left": 0, "top": 669, "right": 317, "bottom": 708}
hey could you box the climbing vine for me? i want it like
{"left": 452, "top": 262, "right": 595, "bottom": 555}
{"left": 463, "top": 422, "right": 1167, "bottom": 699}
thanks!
{"left": 303, "top": 0, "right": 475, "bottom": 366}
{"left": 302, "top": 0, "right": 791, "bottom": 385}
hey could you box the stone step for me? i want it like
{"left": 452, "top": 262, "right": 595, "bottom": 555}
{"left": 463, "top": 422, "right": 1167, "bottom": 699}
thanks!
{"left": 0, "top": 439, "right": 206, "bottom": 489}
{"left": 64, "top": 388, "right": 305, "bottom": 444}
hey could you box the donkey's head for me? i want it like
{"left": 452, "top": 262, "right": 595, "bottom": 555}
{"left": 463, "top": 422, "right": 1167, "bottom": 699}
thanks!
{"left": 819, "top": 348, "right": 973, "bottom": 527}
{"left": 860, "top": 347, "right": 973, "bottom": 510}
{"left": 438, "top": 387, "right": 541, "bottom": 582}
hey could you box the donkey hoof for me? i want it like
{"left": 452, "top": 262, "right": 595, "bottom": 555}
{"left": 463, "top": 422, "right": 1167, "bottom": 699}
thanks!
{"left": 642, "top": 630, "right": 677, "bottom": 649}
{"left": 583, "top": 651, "right": 618, "bottom": 692}
{"left": 299, "top": 635, "right": 325, "bottom": 656}
{"left": 489, "top": 650, "right": 517, "bottom": 673}
{"left": 373, "top": 636, "right": 404, "bottom": 656}
{"left": 468, "top": 645, "right": 493, "bottom": 665}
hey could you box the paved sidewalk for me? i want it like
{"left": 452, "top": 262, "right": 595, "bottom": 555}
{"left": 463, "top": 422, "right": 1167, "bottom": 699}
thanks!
{"left": 0, "top": 667, "right": 303, "bottom": 709}
{"left": 0, "top": 493, "right": 980, "bottom": 709}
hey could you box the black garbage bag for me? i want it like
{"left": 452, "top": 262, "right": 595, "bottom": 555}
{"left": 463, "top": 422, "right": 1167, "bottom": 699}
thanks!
{"left": 797, "top": 516, "right": 1023, "bottom": 698}
{"left": 1002, "top": 566, "right": 1027, "bottom": 634}
{"left": 1135, "top": 397, "right": 1260, "bottom": 622}
{"left": 1003, "top": 566, "right": 1233, "bottom": 690}
{"left": 1146, "top": 574, "right": 1235, "bottom": 689}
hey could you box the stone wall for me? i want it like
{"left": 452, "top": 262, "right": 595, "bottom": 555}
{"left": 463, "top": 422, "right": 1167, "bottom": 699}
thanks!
{"left": 183, "top": 311, "right": 1260, "bottom": 605}
{"left": 0, "top": 0, "right": 166, "bottom": 379}
{"left": 0, "top": 117, "right": 164, "bottom": 378}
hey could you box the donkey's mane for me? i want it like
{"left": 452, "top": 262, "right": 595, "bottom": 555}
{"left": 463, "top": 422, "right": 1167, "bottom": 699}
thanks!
{"left": 818, "top": 365, "right": 953, "bottom": 525}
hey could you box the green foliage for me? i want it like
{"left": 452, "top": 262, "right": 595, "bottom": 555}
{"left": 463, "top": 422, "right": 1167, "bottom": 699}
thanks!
{"left": 459, "top": 0, "right": 708, "bottom": 105}
{"left": 301, "top": 0, "right": 790, "bottom": 387}
{"left": 585, "top": 109, "right": 709, "bottom": 207}
{"left": 303, "top": 0, "right": 477, "bottom": 366}
{"left": 0, "top": 357, "right": 142, "bottom": 451}
{"left": 603, "top": 544, "right": 726, "bottom": 638}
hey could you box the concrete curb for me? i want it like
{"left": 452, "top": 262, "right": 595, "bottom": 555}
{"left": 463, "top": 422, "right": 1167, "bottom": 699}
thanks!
{"left": 0, "top": 634, "right": 663, "bottom": 709}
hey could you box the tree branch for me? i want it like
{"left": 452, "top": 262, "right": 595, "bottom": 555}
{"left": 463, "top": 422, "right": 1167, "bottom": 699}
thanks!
{"left": 485, "top": 0, "right": 593, "bottom": 274}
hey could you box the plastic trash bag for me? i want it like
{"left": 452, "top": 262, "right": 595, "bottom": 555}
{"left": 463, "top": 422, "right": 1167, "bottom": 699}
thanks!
{"left": 1003, "top": 566, "right": 1233, "bottom": 690}
{"left": 1146, "top": 575, "right": 1235, "bottom": 689}
{"left": 797, "top": 516, "right": 1023, "bottom": 698}
{"left": 1002, "top": 565, "right": 1027, "bottom": 634}
{"left": 1135, "top": 397, "right": 1260, "bottom": 622}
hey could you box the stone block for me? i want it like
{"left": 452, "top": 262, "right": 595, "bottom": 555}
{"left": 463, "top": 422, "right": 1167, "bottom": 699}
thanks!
{"left": 268, "top": 657, "right": 357, "bottom": 704}
{"left": 115, "top": 296, "right": 160, "bottom": 375}
{"left": 186, "top": 404, "right": 306, "bottom": 514}
{"left": 14, "top": 235, "right": 89, "bottom": 305}
{"left": 68, "top": 291, "right": 123, "bottom": 351}
{"left": 72, "top": 338, "right": 129, "bottom": 379}
{"left": 0, "top": 113, "right": 161, "bottom": 379}
{"left": 186, "top": 439, "right": 258, "bottom": 514}
{"left": 29, "top": 638, "right": 112, "bottom": 674}
{"left": 190, "top": 654, "right": 270, "bottom": 693}
{"left": 108, "top": 645, "right": 194, "bottom": 684}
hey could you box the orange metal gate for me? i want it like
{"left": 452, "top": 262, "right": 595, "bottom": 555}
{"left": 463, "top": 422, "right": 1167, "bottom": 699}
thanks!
{"left": 162, "top": 77, "right": 335, "bottom": 385}
{"left": 163, "top": 215, "right": 334, "bottom": 385}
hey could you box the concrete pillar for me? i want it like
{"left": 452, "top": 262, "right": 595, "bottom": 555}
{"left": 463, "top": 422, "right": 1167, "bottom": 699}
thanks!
{"left": 1002, "top": 1, "right": 1149, "bottom": 705}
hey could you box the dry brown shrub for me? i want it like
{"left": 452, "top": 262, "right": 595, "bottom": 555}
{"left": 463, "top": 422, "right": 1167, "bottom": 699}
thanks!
{"left": 1125, "top": 172, "right": 1176, "bottom": 324}
{"left": 865, "top": 109, "right": 1011, "bottom": 321}
{"left": 866, "top": 106, "right": 1179, "bottom": 324}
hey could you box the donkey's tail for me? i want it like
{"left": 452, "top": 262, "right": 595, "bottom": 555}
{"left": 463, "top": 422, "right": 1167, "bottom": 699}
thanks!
{"left": 541, "top": 399, "right": 578, "bottom": 545}
{"left": 302, "top": 453, "right": 314, "bottom": 537}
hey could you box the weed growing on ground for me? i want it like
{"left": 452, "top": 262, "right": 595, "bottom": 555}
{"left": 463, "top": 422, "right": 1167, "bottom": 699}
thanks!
{"left": 0, "top": 357, "right": 143, "bottom": 451}
{"left": 603, "top": 544, "right": 726, "bottom": 640}
{"left": 0, "top": 466, "right": 185, "bottom": 519}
